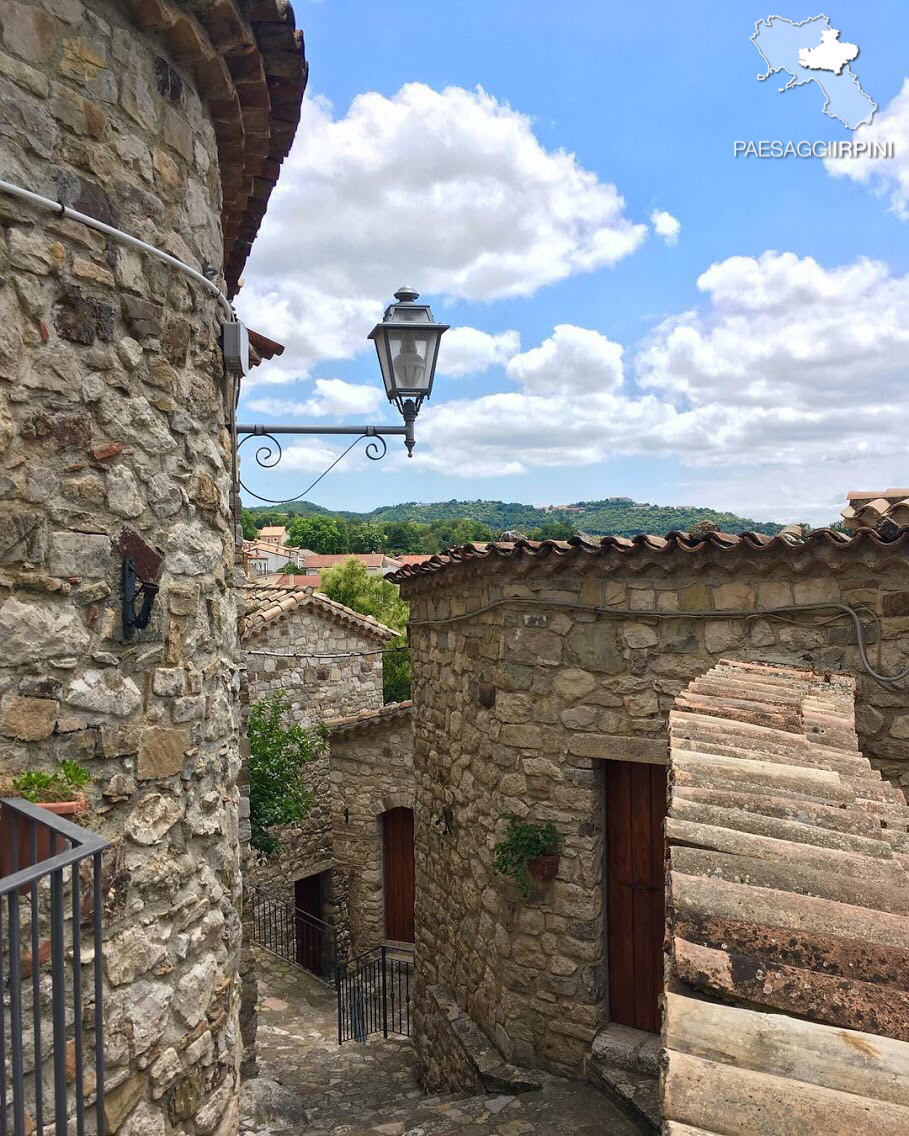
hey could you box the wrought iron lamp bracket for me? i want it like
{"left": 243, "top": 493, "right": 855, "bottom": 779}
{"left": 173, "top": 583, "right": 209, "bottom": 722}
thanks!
{"left": 122, "top": 556, "right": 159, "bottom": 639}
{"left": 234, "top": 408, "right": 418, "bottom": 507}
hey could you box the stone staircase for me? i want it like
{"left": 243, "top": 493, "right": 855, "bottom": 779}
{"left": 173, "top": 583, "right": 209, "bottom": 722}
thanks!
{"left": 245, "top": 947, "right": 643, "bottom": 1135}
{"left": 587, "top": 1024, "right": 661, "bottom": 1133}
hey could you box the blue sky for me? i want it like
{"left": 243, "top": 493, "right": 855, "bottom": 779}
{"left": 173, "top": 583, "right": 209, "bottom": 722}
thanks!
{"left": 236, "top": 3, "right": 909, "bottom": 525}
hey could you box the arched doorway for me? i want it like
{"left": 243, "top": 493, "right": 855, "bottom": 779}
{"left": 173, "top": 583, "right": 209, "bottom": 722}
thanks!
{"left": 383, "top": 807, "right": 415, "bottom": 944}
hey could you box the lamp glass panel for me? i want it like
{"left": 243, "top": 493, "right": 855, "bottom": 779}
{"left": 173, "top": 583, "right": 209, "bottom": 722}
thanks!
{"left": 389, "top": 331, "right": 431, "bottom": 394}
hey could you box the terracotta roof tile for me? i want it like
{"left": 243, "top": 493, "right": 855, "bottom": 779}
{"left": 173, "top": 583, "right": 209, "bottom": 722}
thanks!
{"left": 663, "top": 659, "right": 909, "bottom": 1133}
{"left": 325, "top": 701, "right": 413, "bottom": 734}
{"left": 390, "top": 528, "right": 907, "bottom": 585}
{"left": 842, "top": 490, "right": 909, "bottom": 532}
{"left": 241, "top": 581, "right": 397, "bottom": 642}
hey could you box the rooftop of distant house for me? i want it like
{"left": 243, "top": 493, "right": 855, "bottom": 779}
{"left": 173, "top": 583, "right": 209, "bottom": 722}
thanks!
{"left": 240, "top": 580, "right": 397, "bottom": 642}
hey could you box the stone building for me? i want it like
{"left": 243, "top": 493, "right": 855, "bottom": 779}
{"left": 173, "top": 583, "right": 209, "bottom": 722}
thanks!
{"left": 328, "top": 700, "right": 415, "bottom": 958}
{"left": 0, "top": 1, "right": 305, "bottom": 1133}
{"left": 240, "top": 580, "right": 397, "bottom": 908}
{"left": 392, "top": 529, "right": 909, "bottom": 1099}
{"left": 662, "top": 659, "right": 909, "bottom": 1134}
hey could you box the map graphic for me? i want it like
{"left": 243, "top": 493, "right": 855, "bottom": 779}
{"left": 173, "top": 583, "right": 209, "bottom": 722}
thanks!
{"left": 751, "top": 14, "right": 876, "bottom": 130}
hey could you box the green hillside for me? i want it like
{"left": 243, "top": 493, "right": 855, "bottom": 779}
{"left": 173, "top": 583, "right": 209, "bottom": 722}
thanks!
{"left": 247, "top": 497, "right": 782, "bottom": 538}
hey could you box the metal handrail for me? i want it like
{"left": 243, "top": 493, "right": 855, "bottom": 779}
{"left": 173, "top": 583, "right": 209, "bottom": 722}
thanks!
{"left": 250, "top": 886, "right": 339, "bottom": 982}
{"left": 0, "top": 797, "right": 110, "bottom": 1136}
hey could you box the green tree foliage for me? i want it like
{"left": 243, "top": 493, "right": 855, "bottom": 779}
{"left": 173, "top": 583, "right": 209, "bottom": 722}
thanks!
{"left": 383, "top": 521, "right": 425, "bottom": 553}
{"left": 247, "top": 497, "right": 782, "bottom": 549}
{"left": 527, "top": 520, "right": 576, "bottom": 541}
{"left": 318, "top": 559, "right": 407, "bottom": 630}
{"left": 419, "top": 518, "right": 496, "bottom": 553}
{"left": 287, "top": 515, "right": 350, "bottom": 553}
{"left": 240, "top": 508, "right": 259, "bottom": 541}
{"left": 348, "top": 521, "right": 387, "bottom": 553}
{"left": 247, "top": 692, "right": 325, "bottom": 856}
{"left": 318, "top": 559, "right": 411, "bottom": 702}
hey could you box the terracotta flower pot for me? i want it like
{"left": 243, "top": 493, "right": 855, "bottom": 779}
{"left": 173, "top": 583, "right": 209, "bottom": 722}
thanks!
{"left": 528, "top": 853, "right": 559, "bottom": 885}
{"left": 1, "top": 800, "right": 83, "bottom": 887}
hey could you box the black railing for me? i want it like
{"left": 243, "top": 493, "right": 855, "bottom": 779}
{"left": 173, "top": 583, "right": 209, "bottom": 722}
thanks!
{"left": 0, "top": 798, "right": 109, "bottom": 1136}
{"left": 251, "top": 888, "right": 339, "bottom": 982}
{"left": 336, "top": 945, "right": 413, "bottom": 1044}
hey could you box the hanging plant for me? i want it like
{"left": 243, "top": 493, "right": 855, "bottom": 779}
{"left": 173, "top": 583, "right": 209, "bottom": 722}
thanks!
{"left": 492, "top": 816, "right": 562, "bottom": 898}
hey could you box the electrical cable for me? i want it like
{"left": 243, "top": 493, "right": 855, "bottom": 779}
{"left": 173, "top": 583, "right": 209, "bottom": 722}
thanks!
{"left": 408, "top": 598, "right": 908, "bottom": 686}
{"left": 246, "top": 646, "right": 409, "bottom": 660}
{"left": 0, "top": 179, "right": 235, "bottom": 321}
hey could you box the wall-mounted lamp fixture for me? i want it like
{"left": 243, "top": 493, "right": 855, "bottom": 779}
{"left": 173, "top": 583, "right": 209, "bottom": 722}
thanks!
{"left": 119, "top": 529, "right": 164, "bottom": 640}
{"left": 235, "top": 287, "right": 449, "bottom": 505}
{"left": 122, "top": 558, "right": 159, "bottom": 639}
{"left": 433, "top": 805, "right": 454, "bottom": 836}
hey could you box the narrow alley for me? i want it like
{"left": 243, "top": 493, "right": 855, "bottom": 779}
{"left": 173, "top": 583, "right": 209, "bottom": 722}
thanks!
{"left": 240, "top": 949, "right": 644, "bottom": 1136}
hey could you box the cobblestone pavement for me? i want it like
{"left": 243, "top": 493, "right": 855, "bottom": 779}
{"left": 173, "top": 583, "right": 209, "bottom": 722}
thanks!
{"left": 240, "top": 947, "right": 643, "bottom": 1136}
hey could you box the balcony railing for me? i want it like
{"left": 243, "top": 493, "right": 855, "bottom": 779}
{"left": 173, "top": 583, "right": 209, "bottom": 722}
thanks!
{"left": 0, "top": 798, "right": 109, "bottom": 1136}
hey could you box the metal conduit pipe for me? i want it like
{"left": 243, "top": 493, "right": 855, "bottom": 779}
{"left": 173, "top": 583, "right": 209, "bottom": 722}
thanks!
{"left": 0, "top": 178, "right": 235, "bottom": 322}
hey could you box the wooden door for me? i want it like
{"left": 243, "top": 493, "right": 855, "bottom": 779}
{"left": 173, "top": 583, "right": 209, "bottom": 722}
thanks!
{"left": 383, "top": 808, "right": 415, "bottom": 943}
{"left": 294, "top": 873, "right": 323, "bottom": 973}
{"left": 605, "top": 761, "right": 667, "bottom": 1033}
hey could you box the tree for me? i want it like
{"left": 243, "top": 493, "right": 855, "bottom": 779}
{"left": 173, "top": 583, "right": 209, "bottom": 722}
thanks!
{"left": 287, "top": 514, "right": 350, "bottom": 553}
{"left": 318, "top": 560, "right": 411, "bottom": 702}
{"left": 318, "top": 559, "right": 407, "bottom": 630}
{"left": 528, "top": 520, "right": 576, "bottom": 541}
{"left": 247, "top": 692, "right": 326, "bottom": 856}
{"left": 240, "top": 508, "right": 258, "bottom": 541}
{"left": 383, "top": 521, "right": 426, "bottom": 554}
{"left": 420, "top": 518, "right": 495, "bottom": 553}
{"left": 348, "top": 521, "right": 386, "bottom": 554}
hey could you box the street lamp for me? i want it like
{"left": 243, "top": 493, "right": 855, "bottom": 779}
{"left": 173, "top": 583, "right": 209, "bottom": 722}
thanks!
{"left": 235, "top": 287, "right": 448, "bottom": 504}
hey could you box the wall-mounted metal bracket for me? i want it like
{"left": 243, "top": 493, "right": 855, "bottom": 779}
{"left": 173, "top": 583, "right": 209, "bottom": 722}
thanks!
{"left": 122, "top": 556, "right": 160, "bottom": 639}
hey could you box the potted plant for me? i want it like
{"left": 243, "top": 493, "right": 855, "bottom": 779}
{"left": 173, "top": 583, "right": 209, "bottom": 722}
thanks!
{"left": 493, "top": 817, "right": 562, "bottom": 898}
{"left": 0, "top": 761, "right": 91, "bottom": 878}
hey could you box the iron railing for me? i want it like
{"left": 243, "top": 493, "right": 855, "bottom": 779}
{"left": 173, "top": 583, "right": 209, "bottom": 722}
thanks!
{"left": 251, "top": 888, "right": 339, "bottom": 982}
{"left": 0, "top": 797, "right": 109, "bottom": 1136}
{"left": 336, "top": 945, "right": 413, "bottom": 1044}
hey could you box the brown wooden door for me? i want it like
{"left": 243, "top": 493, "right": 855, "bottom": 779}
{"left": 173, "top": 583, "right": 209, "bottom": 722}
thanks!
{"left": 383, "top": 807, "right": 415, "bottom": 943}
{"left": 605, "top": 761, "right": 667, "bottom": 1033}
{"left": 294, "top": 873, "right": 323, "bottom": 973}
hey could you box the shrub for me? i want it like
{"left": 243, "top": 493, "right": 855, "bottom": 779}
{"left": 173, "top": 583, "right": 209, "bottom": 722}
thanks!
{"left": 248, "top": 693, "right": 326, "bottom": 856}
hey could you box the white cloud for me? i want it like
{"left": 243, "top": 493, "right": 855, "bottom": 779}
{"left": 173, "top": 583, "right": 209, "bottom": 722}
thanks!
{"left": 438, "top": 328, "right": 520, "bottom": 377}
{"left": 650, "top": 209, "right": 681, "bottom": 246}
{"left": 824, "top": 78, "right": 909, "bottom": 218}
{"left": 246, "top": 379, "right": 386, "bottom": 420}
{"left": 405, "top": 252, "right": 909, "bottom": 493}
{"left": 237, "top": 83, "right": 651, "bottom": 382}
{"left": 505, "top": 324, "right": 624, "bottom": 393}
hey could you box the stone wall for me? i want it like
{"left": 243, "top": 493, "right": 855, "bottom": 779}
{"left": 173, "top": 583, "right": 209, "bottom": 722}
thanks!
{"left": 243, "top": 602, "right": 387, "bottom": 903}
{"left": 329, "top": 704, "right": 414, "bottom": 957}
{"left": 398, "top": 538, "right": 909, "bottom": 1090}
{"left": 0, "top": 0, "right": 301, "bottom": 1132}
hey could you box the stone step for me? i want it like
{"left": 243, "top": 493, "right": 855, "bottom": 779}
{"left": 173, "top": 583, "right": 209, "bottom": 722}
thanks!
{"left": 589, "top": 1024, "right": 661, "bottom": 1134}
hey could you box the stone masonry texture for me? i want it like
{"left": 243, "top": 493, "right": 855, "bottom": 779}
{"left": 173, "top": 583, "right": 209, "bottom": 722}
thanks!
{"left": 329, "top": 706, "right": 415, "bottom": 958}
{"left": 397, "top": 541, "right": 909, "bottom": 1092}
{"left": 0, "top": 1, "right": 303, "bottom": 1133}
{"left": 243, "top": 601, "right": 387, "bottom": 903}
